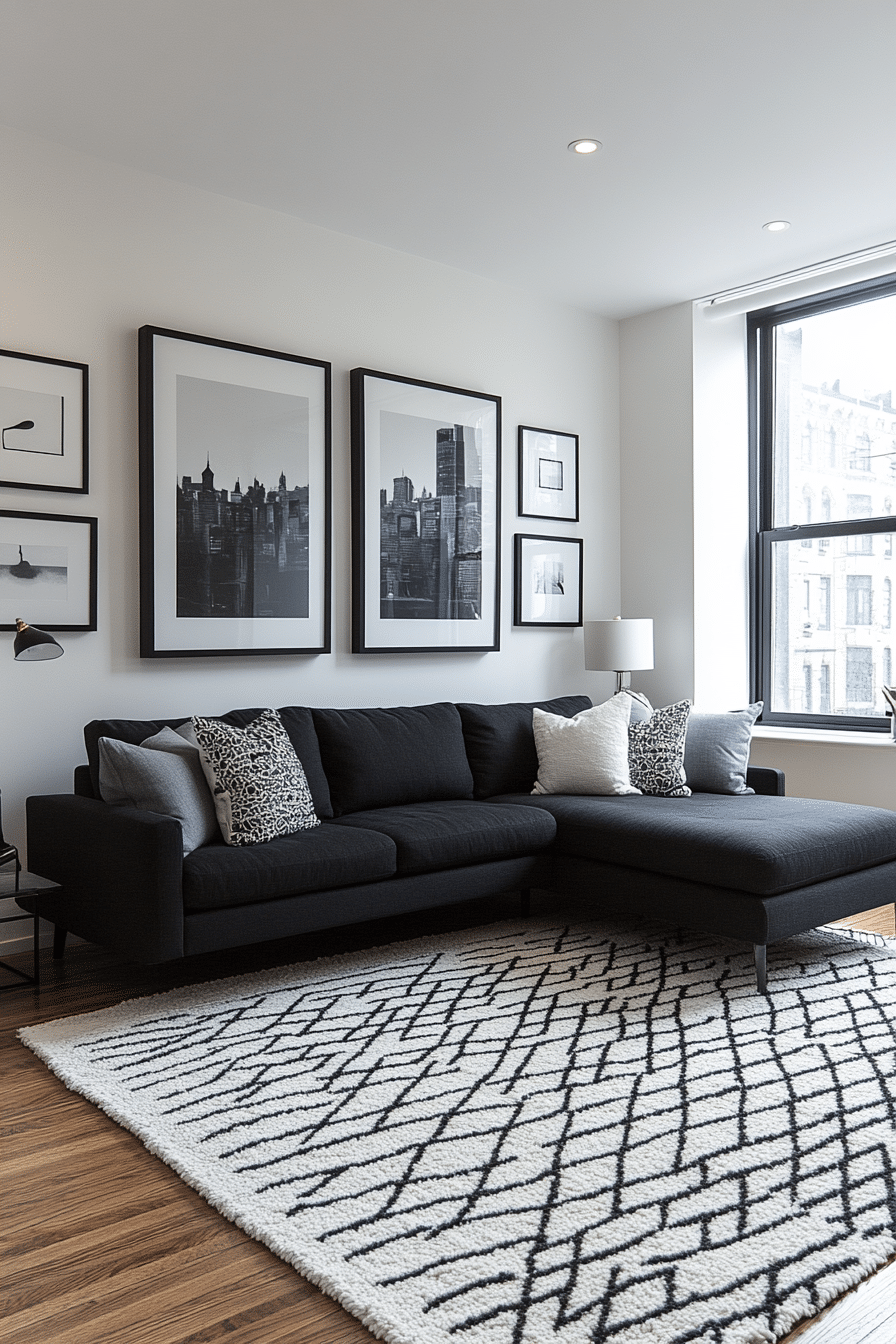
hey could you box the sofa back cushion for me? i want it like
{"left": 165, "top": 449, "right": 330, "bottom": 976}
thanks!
{"left": 457, "top": 695, "right": 592, "bottom": 798}
{"left": 311, "top": 703, "right": 474, "bottom": 815}
{"left": 85, "top": 705, "right": 333, "bottom": 819}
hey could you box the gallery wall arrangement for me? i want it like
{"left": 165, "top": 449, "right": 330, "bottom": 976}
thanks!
{"left": 3, "top": 328, "right": 585, "bottom": 661}
{"left": 138, "top": 326, "right": 332, "bottom": 658}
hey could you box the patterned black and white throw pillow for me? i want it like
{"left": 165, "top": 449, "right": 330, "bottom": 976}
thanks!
{"left": 629, "top": 699, "right": 692, "bottom": 797}
{"left": 192, "top": 709, "right": 319, "bottom": 846}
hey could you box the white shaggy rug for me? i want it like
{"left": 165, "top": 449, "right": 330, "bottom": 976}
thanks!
{"left": 20, "top": 920, "right": 896, "bottom": 1344}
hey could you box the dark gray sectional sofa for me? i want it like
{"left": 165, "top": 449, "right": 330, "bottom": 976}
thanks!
{"left": 23, "top": 695, "right": 896, "bottom": 991}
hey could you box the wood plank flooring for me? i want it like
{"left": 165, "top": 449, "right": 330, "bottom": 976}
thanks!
{"left": 3, "top": 897, "right": 894, "bottom": 1344}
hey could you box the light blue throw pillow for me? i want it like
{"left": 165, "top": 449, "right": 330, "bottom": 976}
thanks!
{"left": 683, "top": 702, "right": 763, "bottom": 795}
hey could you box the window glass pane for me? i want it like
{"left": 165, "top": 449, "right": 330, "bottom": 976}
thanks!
{"left": 773, "top": 292, "right": 896, "bottom": 527}
{"left": 770, "top": 536, "right": 895, "bottom": 716}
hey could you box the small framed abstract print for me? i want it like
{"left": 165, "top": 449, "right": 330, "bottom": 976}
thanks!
{"left": 513, "top": 533, "right": 583, "bottom": 627}
{"left": 0, "top": 349, "right": 88, "bottom": 493}
{"left": 518, "top": 425, "right": 578, "bottom": 521}
{"left": 0, "top": 509, "right": 97, "bottom": 630}
{"left": 351, "top": 367, "right": 501, "bottom": 653}
{"left": 139, "top": 326, "right": 331, "bottom": 657}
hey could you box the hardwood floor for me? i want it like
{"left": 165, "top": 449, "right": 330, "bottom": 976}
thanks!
{"left": 3, "top": 898, "right": 894, "bottom": 1344}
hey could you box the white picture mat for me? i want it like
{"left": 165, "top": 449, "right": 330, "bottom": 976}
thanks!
{"left": 0, "top": 513, "right": 93, "bottom": 627}
{"left": 517, "top": 535, "right": 582, "bottom": 624}
{"left": 520, "top": 428, "right": 577, "bottom": 520}
{"left": 361, "top": 374, "right": 498, "bottom": 649}
{"left": 0, "top": 354, "right": 84, "bottom": 489}
{"left": 150, "top": 334, "right": 328, "bottom": 652}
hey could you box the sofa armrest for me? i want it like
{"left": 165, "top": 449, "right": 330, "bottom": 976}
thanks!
{"left": 746, "top": 766, "right": 785, "bottom": 796}
{"left": 26, "top": 794, "right": 186, "bottom": 962}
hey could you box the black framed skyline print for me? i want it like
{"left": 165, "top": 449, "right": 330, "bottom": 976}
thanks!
{"left": 518, "top": 425, "right": 579, "bottom": 521}
{"left": 139, "top": 326, "right": 331, "bottom": 657}
{"left": 0, "top": 509, "right": 97, "bottom": 631}
{"left": 0, "top": 349, "right": 88, "bottom": 493}
{"left": 351, "top": 368, "right": 501, "bottom": 653}
{"left": 513, "top": 533, "right": 583, "bottom": 626}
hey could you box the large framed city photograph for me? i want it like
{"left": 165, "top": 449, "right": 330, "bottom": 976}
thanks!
{"left": 139, "top": 327, "right": 331, "bottom": 657}
{"left": 351, "top": 369, "right": 501, "bottom": 653}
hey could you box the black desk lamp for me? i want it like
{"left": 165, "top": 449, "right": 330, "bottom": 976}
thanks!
{"left": 1, "top": 619, "right": 64, "bottom": 883}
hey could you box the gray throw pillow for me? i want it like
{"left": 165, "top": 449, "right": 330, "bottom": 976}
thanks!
{"left": 97, "top": 727, "right": 219, "bottom": 854}
{"left": 683, "top": 702, "right": 762, "bottom": 795}
{"left": 628, "top": 700, "right": 692, "bottom": 797}
{"left": 192, "top": 708, "right": 319, "bottom": 846}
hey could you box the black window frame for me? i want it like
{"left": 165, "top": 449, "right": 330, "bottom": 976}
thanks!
{"left": 748, "top": 270, "right": 896, "bottom": 732}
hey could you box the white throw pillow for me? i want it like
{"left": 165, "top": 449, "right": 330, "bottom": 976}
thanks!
{"left": 532, "top": 695, "right": 641, "bottom": 796}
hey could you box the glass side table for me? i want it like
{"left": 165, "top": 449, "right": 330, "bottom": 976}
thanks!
{"left": 0, "top": 865, "right": 61, "bottom": 989}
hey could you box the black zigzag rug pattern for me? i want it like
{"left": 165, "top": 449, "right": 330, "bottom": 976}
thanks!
{"left": 20, "top": 920, "right": 896, "bottom": 1344}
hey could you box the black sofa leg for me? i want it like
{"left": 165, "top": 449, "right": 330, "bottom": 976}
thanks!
{"left": 520, "top": 889, "right": 531, "bottom": 917}
{"left": 754, "top": 943, "right": 768, "bottom": 994}
{"left": 52, "top": 925, "right": 67, "bottom": 960}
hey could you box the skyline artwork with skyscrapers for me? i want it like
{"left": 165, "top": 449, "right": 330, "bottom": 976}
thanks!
{"left": 378, "top": 410, "right": 482, "bottom": 620}
{"left": 351, "top": 367, "right": 500, "bottom": 654}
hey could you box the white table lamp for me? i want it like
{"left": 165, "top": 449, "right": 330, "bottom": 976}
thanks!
{"left": 584, "top": 616, "right": 654, "bottom": 694}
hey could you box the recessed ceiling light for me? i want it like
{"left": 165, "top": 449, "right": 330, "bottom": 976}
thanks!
{"left": 763, "top": 220, "right": 791, "bottom": 232}
{"left": 568, "top": 139, "right": 602, "bottom": 155}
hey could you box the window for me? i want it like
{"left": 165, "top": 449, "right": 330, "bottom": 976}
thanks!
{"left": 846, "top": 574, "right": 872, "bottom": 625}
{"left": 884, "top": 647, "right": 893, "bottom": 689}
{"left": 801, "top": 488, "right": 813, "bottom": 545}
{"left": 749, "top": 272, "right": 896, "bottom": 729}
{"left": 850, "top": 432, "right": 872, "bottom": 471}
{"left": 818, "top": 575, "right": 831, "bottom": 629}
{"left": 846, "top": 495, "right": 873, "bottom": 553}
{"left": 846, "top": 647, "right": 873, "bottom": 703}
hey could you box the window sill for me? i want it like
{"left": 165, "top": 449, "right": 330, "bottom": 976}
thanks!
{"left": 753, "top": 724, "right": 896, "bottom": 747}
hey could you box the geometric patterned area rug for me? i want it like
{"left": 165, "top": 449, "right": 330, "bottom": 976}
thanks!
{"left": 20, "top": 919, "right": 896, "bottom": 1344}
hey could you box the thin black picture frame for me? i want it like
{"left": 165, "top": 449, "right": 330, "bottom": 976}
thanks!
{"left": 0, "top": 348, "right": 88, "bottom": 494}
{"left": 351, "top": 367, "right": 501, "bottom": 653}
{"left": 139, "top": 325, "right": 331, "bottom": 658}
{"left": 518, "top": 424, "right": 579, "bottom": 522}
{"left": 0, "top": 508, "right": 97, "bottom": 631}
{"left": 513, "top": 532, "right": 583, "bottom": 627}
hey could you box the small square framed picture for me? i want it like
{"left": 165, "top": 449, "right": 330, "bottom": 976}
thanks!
{"left": 0, "top": 509, "right": 97, "bottom": 630}
{"left": 513, "top": 533, "right": 583, "bottom": 626}
{"left": 518, "top": 425, "right": 578, "bottom": 521}
{"left": 0, "top": 349, "right": 88, "bottom": 493}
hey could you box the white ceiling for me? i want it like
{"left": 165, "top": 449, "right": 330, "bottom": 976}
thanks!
{"left": 3, "top": 0, "right": 896, "bottom": 318}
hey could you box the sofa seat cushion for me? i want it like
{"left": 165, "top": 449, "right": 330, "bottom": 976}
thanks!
{"left": 493, "top": 792, "right": 896, "bottom": 896}
{"left": 329, "top": 801, "right": 557, "bottom": 876}
{"left": 182, "top": 824, "right": 397, "bottom": 911}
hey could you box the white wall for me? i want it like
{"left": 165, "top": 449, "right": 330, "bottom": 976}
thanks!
{"left": 619, "top": 301, "right": 694, "bottom": 705}
{"left": 1, "top": 127, "right": 620, "bottom": 949}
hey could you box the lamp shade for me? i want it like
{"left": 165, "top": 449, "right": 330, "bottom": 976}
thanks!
{"left": 584, "top": 617, "right": 654, "bottom": 672}
{"left": 13, "top": 617, "right": 63, "bottom": 661}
